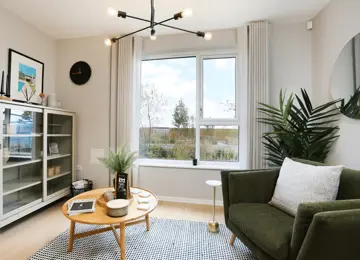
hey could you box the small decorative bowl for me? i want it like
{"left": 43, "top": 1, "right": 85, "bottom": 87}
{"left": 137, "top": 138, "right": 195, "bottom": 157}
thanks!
{"left": 106, "top": 199, "right": 129, "bottom": 217}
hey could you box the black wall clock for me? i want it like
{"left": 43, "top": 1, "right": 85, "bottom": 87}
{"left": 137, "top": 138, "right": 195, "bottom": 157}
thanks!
{"left": 70, "top": 61, "right": 92, "bottom": 85}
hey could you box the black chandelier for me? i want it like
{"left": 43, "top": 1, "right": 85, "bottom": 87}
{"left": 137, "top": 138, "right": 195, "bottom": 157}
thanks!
{"left": 105, "top": 0, "right": 212, "bottom": 46}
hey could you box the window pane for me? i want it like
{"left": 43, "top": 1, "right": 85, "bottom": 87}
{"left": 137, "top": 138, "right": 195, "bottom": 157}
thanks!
{"left": 203, "top": 57, "right": 236, "bottom": 119}
{"left": 200, "top": 126, "right": 239, "bottom": 162}
{"left": 140, "top": 57, "right": 196, "bottom": 160}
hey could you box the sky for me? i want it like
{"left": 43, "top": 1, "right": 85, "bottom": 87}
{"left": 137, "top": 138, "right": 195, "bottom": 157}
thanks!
{"left": 141, "top": 57, "right": 236, "bottom": 128}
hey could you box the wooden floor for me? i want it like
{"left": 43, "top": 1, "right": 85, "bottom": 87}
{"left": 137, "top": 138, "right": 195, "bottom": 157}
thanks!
{"left": 0, "top": 198, "right": 224, "bottom": 260}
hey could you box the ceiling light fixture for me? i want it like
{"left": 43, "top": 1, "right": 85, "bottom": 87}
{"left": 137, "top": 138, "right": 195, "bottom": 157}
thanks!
{"left": 105, "top": 0, "right": 211, "bottom": 46}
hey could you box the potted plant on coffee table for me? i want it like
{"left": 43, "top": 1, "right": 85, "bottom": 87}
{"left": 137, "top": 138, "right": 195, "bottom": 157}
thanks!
{"left": 99, "top": 146, "right": 137, "bottom": 200}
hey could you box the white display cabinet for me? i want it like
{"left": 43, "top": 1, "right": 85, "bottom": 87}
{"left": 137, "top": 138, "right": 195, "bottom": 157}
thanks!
{"left": 0, "top": 101, "right": 75, "bottom": 228}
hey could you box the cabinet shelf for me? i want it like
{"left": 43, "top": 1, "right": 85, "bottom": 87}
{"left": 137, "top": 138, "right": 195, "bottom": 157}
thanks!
{"left": 3, "top": 158, "right": 43, "bottom": 169}
{"left": 47, "top": 154, "right": 72, "bottom": 160}
{"left": 3, "top": 177, "right": 42, "bottom": 196}
{"left": 47, "top": 134, "right": 72, "bottom": 137}
{"left": 47, "top": 171, "right": 72, "bottom": 181}
{"left": 3, "top": 133, "right": 43, "bottom": 137}
{"left": 3, "top": 196, "right": 42, "bottom": 216}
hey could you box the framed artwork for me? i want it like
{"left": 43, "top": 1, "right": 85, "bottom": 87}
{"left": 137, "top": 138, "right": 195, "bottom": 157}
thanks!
{"left": 7, "top": 49, "right": 44, "bottom": 104}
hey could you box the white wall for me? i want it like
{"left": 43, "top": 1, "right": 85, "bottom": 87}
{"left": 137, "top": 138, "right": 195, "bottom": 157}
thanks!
{"left": 269, "top": 22, "right": 312, "bottom": 106}
{"left": 56, "top": 37, "right": 111, "bottom": 188}
{"left": 312, "top": 0, "right": 360, "bottom": 169}
{"left": 138, "top": 166, "right": 223, "bottom": 205}
{"left": 0, "top": 6, "right": 56, "bottom": 95}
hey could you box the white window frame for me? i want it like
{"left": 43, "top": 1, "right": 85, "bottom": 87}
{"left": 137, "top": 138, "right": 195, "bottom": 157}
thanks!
{"left": 140, "top": 49, "right": 242, "bottom": 165}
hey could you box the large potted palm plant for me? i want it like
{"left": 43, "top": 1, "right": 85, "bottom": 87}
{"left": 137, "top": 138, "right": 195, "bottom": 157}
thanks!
{"left": 258, "top": 89, "right": 342, "bottom": 166}
{"left": 99, "top": 146, "right": 137, "bottom": 200}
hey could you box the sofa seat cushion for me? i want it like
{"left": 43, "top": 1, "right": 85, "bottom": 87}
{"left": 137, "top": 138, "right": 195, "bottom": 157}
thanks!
{"left": 229, "top": 203, "right": 294, "bottom": 260}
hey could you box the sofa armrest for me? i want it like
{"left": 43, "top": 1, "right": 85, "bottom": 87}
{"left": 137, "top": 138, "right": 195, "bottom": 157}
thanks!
{"left": 221, "top": 169, "right": 279, "bottom": 223}
{"left": 291, "top": 200, "right": 360, "bottom": 260}
{"left": 296, "top": 209, "right": 360, "bottom": 260}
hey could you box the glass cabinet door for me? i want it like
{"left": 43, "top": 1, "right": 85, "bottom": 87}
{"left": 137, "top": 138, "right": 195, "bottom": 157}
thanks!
{"left": 2, "top": 106, "right": 43, "bottom": 218}
{"left": 46, "top": 112, "right": 73, "bottom": 197}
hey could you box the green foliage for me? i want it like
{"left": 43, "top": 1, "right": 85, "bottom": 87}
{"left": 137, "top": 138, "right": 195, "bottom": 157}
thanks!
{"left": 99, "top": 146, "right": 137, "bottom": 173}
{"left": 172, "top": 99, "right": 189, "bottom": 128}
{"left": 340, "top": 87, "right": 360, "bottom": 119}
{"left": 258, "top": 89, "right": 342, "bottom": 166}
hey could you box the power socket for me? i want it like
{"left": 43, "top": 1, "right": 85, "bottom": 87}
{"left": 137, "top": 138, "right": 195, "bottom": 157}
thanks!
{"left": 76, "top": 165, "right": 83, "bottom": 171}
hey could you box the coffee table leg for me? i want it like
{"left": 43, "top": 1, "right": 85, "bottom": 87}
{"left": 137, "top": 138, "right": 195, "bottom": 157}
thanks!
{"left": 120, "top": 222, "right": 126, "bottom": 260}
{"left": 68, "top": 221, "right": 75, "bottom": 252}
{"left": 145, "top": 214, "right": 150, "bottom": 231}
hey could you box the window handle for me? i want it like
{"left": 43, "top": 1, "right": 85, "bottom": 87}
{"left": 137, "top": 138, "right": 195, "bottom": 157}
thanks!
{"left": 200, "top": 108, "right": 203, "bottom": 118}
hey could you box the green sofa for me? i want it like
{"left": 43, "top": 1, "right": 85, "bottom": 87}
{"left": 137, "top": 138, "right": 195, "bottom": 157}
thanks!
{"left": 221, "top": 159, "right": 360, "bottom": 260}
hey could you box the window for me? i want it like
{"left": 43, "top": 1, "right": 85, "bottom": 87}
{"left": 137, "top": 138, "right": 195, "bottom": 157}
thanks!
{"left": 140, "top": 55, "right": 239, "bottom": 163}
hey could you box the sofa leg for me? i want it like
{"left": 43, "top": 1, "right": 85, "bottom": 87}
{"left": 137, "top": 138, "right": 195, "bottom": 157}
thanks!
{"left": 230, "top": 234, "right": 236, "bottom": 246}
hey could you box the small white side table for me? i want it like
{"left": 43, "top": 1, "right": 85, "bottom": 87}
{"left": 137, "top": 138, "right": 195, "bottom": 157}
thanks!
{"left": 206, "top": 180, "right": 222, "bottom": 233}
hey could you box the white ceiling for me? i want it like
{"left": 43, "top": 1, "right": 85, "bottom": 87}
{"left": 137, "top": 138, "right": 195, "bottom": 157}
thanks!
{"left": 1, "top": 0, "right": 330, "bottom": 39}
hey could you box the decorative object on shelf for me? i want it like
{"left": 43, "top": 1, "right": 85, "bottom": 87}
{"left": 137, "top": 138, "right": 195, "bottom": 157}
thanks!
{"left": 47, "top": 93, "right": 58, "bottom": 107}
{"left": 48, "top": 167, "right": 55, "bottom": 177}
{"left": 3, "top": 147, "right": 10, "bottom": 164}
{"left": 192, "top": 158, "right": 198, "bottom": 166}
{"left": 70, "top": 61, "right": 92, "bottom": 85}
{"left": 106, "top": 199, "right": 129, "bottom": 217}
{"left": 0, "top": 71, "right": 12, "bottom": 101}
{"left": 98, "top": 146, "right": 137, "bottom": 200}
{"left": 1, "top": 71, "right": 4, "bottom": 95}
{"left": 39, "top": 93, "right": 46, "bottom": 106}
{"left": 49, "top": 142, "right": 59, "bottom": 155}
{"left": 105, "top": 0, "right": 212, "bottom": 45}
{"left": 7, "top": 49, "right": 44, "bottom": 104}
{"left": 206, "top": 180, "right": 222, "bottom": 233}
{"left": 55, "top": 166, "right": 61, "bottom": 175}
{"left": 257, "top": 89, "right": 342, "bottom": 166}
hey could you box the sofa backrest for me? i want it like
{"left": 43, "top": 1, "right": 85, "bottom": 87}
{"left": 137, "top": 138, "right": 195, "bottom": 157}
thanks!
{"left": 292, "top": 158, "right": 360, "bottom": 200}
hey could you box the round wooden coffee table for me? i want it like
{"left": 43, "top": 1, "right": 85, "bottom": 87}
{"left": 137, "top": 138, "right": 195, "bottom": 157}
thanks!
{"left": 61, "top": 187, "right": 158, "bottom": 260}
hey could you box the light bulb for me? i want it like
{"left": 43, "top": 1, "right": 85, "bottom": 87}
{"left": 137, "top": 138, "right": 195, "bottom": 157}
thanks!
{"left": 150, "top": 29, "right": 157, "bottom": 41}
{"left": 104, "top": 38, "right": 113, "bottom": 46}
{"left": 204, "top": 32, "right": 212, "bottom": 41}
{"left": 181, "top": 8, "right": 193, "bottom": 18}
{"left": 108, "top": 7, "right": 117, "bottom": 17}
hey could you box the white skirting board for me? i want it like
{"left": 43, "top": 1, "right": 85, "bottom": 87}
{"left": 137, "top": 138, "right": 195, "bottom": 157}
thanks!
{"left": 158, "top": 196, "right": 223, "bottom": 206}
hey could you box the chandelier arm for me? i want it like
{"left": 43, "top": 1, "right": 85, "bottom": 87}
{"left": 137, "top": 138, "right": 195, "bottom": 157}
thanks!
{"left": 111, "top": 17, "right": 175, "bottom": 42}
{"left": 113, "top": 26, "right": 152, "bottom": 41}
{"left": 125, "top": 15, "right": 199, "bottom": 35}
{"left": 155, "top": 23, "right": 199, "bottom": 35}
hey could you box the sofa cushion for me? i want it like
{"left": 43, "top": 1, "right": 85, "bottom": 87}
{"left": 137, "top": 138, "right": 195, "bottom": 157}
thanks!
{"left": 270, "top": 157, "right": 344, "bottom": 216}
{"left": 229, "top": 203, "right": 294, "bottom": 260}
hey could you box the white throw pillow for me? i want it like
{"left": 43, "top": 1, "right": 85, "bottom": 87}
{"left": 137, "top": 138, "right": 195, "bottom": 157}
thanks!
{"left": 269, "top": 158, "right": 344, "bottom": 216}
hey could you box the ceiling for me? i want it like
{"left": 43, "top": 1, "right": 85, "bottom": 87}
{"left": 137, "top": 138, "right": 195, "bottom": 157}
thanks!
{"left": 1, "top": 0, "right": 330, "bottom": 39}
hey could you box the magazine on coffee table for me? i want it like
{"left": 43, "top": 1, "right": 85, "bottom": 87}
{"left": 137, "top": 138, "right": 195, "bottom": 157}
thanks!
{"left": 68, "top": 199, "right": 96, "bottom": 216}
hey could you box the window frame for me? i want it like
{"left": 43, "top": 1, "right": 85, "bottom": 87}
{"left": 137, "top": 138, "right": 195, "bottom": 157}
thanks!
{"left": 139, "top": 49, "right": 241, "bottom": 164}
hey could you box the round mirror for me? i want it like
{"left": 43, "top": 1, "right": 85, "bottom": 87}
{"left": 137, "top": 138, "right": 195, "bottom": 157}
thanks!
{"left": 331, "top": 33, "right": 360, "bottom": 119}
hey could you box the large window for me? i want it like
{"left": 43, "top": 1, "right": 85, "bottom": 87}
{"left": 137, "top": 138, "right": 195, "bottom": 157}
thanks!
{"left": 140, "top": 55, "right": 238, "bottom": 163}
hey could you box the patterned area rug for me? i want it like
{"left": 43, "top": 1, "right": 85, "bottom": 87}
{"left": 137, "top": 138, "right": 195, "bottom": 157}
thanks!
{"left": 29, "top": 218, "right": 256, "bottom": 260}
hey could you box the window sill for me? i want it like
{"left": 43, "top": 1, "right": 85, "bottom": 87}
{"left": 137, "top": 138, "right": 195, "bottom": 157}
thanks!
{"left": 134, "top": 159, "right": 244, "bottom": 171}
